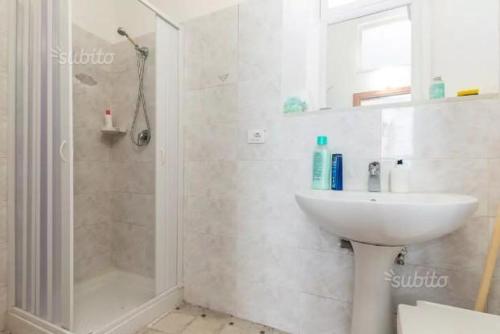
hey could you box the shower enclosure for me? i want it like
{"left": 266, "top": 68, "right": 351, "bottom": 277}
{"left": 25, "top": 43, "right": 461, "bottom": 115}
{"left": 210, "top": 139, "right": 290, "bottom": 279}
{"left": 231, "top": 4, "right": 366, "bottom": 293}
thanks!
{"left": 8, "top": 1, "right": 182, "bottom": 333}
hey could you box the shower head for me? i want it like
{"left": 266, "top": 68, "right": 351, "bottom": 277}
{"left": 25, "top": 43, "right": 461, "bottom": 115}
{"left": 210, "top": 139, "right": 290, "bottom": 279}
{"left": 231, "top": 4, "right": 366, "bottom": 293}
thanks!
{"left": 116, "top": 27, "right": 149, "bottom": 57}
{"left": 117, "top": 27, "right": 129, "bottom": 37}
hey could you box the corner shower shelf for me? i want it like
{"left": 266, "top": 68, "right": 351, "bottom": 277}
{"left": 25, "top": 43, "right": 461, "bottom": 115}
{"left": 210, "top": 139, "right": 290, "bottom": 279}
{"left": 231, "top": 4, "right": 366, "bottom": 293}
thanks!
{"left": 101, "top": 127, "right": 127, "bottom": 136}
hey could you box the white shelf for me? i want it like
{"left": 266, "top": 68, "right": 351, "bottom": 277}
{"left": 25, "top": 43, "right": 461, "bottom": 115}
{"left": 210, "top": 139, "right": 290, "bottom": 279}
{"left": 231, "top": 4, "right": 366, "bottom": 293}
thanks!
{"left": 101, "top": 127, "right": 127, "bottom": 135}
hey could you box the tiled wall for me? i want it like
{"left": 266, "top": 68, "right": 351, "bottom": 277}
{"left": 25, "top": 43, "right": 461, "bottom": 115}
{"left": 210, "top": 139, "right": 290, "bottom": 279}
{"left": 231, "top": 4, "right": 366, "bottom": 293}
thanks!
{"left": 73, "top": 25, "right": 115, "bottom": 282}
{"left": 108, "top": 34, "right": 156, "bottom": 278}
{"left": 73, "top": 25, "right": 156, "bottom": 281}
{"left": 0, "top": 0, "right": 8, "bottom": 329}
{"left": 182, "top": 0, "right": 500, "bottom": 333}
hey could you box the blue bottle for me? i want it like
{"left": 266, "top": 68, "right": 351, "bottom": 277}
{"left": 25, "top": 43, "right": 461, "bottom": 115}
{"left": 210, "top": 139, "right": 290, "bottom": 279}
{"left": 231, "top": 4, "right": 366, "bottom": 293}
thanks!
{"left": 331, "top": 154, "right": 343, "bottom": 191}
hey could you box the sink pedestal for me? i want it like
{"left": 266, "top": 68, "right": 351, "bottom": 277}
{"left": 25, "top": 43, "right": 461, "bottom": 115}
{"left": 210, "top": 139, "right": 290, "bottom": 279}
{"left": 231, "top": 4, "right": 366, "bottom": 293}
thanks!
{"left": 351, "top": 242, "right": 403, "bottom": 334}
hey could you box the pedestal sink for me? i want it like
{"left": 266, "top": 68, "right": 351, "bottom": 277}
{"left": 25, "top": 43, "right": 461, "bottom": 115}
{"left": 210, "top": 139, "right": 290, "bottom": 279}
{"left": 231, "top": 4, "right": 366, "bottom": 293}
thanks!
{"left": 295, "top": 191, "right": 478, "bottom": 334}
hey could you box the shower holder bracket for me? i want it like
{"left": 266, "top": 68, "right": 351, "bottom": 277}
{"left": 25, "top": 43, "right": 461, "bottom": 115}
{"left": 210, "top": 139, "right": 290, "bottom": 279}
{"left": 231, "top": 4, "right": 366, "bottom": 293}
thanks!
{"left": 101, "top": 127, "right": 127, "bottom": 136}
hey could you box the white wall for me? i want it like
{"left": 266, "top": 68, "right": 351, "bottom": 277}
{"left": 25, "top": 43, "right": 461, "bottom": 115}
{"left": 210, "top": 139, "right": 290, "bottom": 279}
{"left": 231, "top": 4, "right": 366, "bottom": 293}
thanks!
{"left": 429, "top": 0, "right": 499, "bottom": 97}
{"left": 149, "top": 0, "right": 244, "bottom": 23}
{"left": 72, "top": 0, "right": 247, "bottom": 43}
{"left": 281, "top": 0, "right": 322, "bottom": 111}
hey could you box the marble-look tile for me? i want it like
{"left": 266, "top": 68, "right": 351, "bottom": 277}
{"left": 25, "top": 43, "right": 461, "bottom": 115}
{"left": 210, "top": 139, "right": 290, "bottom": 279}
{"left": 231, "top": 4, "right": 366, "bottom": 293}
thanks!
{"left": 184, "top": 267, "right": 299, "bottom": 333}
{"left": 73, "top": 88, "right": 111, "bottom": 130}
{"left": 184, "top": 194, "right": 237, "bottom": 236}
{"left": 238, "top": 78, "right": 282, "bottom": 123}
{"left": 183, "top": 90, "right": 203, "bottom": 124}
{"left": 74, "top": 222, "right": 112, "bottom": 263}
{"left": 75, "top": 252, "right": 113, "bottom": 283}
{"left": 111, "top": 193, "right": 154, "bottom": 227}
{"left": 74, "top": 192, "right": 113, "bottom": 228}
{"left": 0, "top": 201, "right": 6, "bottom": 246}
{"left": 391, "top": 264, "right": 480, "bottom": 312}
{"left": 183, "top": 269, "right": 236, "bottom": 315}
{"left": 202, "top": 85, "right": 239, "bottom": 125}
{"left": 405, "top": 216, "right": 491, "bottom": 272}
{"left": 182, "top": 17, "right": 207, "bottom": 91}
{"left": 184, "top": 124, "right": 239, "bottom": 162}
{"left": 382, "top": 102, "right": 490, "bottom": 159}
{"left": 233, "top": 241, "right": 301, "bottom": 291}
{"left": 0, "top": 245, "right": 6, "bottom": 291}
{"left": 110, "top": 161, "right": 155, "bottom": 194}
{"left": 111, "top": 222, "right": 155, "bottom": 278}
{"left": 74, "top": 161, "right": 112, "bottom": 194}
{"left": 184, "top": 161, "right": 239, "bottom": 198}
{"left": 298, "top": 110, "right": 382, "bottom": 161}
{"left": 0, "top": 159, "right": 6, "bottom": 201}
{"left": 0, "top": 111, "right": 7, "bottom": 159}
{"left": 299, "top": 293, "right": 351, "bottom": 334}
{"left": 110, "top": 135, "right": 155, "bottom": 163}
{"left": 73, "top": 126, "right": 112, "bottom": 162}
{"left": 0, "top": 285, "right": 6, "bottom": 329}
{"left": 486, "top": 273, "right": 500, "bottom": 315}
{"left": 180, "top": 4, "right": 500, "bottom": 334}
{"left": 406, "top": 159, "right": 489, "bottom": 216}
{"left": 300, "top": 249, "right": 354, "bottom": 303}
{"left": 182, "top": 316, "right": 227, "bottom": 334}
{"left": 238, "top": 0, "right": 282, "bottom": 82}
{"left": 184, "top": 85, "right": 239, "bottom": 127}
{"left": 489, "top": 159, "right": 500, "bottom": 217}
{"left": 140, "top": 303, "right": 288, "bottom": 334}
{"left": 150, "top": 312, "right": 196, "bottom": 333}
{"left": 200, "top": 7, "right": 239, "bottom": 88}
{"left": 295, "top": 216, "right": 344, "bottom": 254}
{"left": 230, "top": 280, "right": 300, "bottom": 333}
{"left": 487, "top": 105, "right": 500, "bottom": 158}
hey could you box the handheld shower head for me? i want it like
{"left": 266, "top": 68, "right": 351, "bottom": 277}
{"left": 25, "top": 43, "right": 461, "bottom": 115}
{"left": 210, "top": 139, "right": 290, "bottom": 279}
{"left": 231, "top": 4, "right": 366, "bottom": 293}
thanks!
{"left": 116, "top": 27, "right": 149, "bottom": 58}
{"left": 117, "top": 27, "right": 129, "bottom": 37}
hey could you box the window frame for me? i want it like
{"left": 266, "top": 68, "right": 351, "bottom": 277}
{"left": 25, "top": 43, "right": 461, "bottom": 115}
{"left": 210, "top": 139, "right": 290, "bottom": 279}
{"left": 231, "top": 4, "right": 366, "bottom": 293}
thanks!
{"left": 353, "top": 86, "right": 412, "bottom": 106}
{"left": 321, "top": 0, "right": 412, "bottom": 25}
{"left": 318, "top": 0, "right": 430, "bottom": 108}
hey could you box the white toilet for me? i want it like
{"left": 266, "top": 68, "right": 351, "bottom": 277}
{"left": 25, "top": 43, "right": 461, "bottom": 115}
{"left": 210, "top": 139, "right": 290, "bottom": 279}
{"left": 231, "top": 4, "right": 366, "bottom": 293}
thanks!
{"left": 397, "top": 301, "right": 500, "bottom": 333}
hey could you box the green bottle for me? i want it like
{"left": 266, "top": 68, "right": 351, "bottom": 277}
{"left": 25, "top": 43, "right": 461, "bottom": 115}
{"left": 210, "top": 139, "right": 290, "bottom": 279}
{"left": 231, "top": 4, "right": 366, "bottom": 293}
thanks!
{"left": 312, "top": 136, "right": 331, "bottom": 190}
{"left": 430, "top": 76, "right": 445, "bottom": 99}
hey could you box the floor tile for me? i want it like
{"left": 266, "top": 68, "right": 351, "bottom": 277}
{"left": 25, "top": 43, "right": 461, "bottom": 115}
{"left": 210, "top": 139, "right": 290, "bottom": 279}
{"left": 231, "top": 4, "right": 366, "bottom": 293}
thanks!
{"left": 182, "top": 316, "right": 227, "bottom": 334}
{"left": 150, "top": 312, "right": 196, "bottom": 333}
{"left": 138, "top": 303, "right": 289, "bottom": 334}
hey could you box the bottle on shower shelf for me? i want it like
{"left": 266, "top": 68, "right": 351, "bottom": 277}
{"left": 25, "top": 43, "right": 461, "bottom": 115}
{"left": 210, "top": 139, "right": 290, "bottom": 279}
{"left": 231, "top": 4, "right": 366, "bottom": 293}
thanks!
{"left": 103, "top": 109, "right": 114, "bottom": 130}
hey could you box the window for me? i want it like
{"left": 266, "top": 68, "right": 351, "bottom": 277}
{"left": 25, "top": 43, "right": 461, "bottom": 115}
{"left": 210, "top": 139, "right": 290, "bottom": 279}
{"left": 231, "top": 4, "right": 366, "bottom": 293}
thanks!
{"left": 359, "top": 16, "right": 411, "bottom": 71}
{"left": 326, "top": 6, "right": 412, "bottom": 108}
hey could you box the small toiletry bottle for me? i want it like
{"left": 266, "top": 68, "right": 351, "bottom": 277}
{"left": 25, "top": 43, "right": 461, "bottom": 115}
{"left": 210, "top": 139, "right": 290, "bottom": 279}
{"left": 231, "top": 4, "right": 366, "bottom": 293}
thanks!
{"left": 312, "top": 136, "right": 331, "bottom": 190}
{"left": 331, "top": 154, "right": 343, "bottom": 191}
{"left": 104, "top": 109, "right": 113, "bottom": 129}
{"left": 430, "top": 76, "right": 445, "bottom": 99}
{"left": 390, "top": 160, "right": 410, "bottom": 193}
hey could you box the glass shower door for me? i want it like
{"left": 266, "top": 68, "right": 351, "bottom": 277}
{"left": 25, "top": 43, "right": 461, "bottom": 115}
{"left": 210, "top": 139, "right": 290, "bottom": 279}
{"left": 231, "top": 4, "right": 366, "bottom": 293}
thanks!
{"left": 13, "top": 0, "right": 73, "bottom": 329}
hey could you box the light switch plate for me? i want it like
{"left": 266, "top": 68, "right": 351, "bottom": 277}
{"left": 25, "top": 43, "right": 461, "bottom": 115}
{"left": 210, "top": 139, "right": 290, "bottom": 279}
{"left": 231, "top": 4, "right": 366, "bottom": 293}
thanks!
{"left": 247, "top": 129, "right": 267, "bottom": 144}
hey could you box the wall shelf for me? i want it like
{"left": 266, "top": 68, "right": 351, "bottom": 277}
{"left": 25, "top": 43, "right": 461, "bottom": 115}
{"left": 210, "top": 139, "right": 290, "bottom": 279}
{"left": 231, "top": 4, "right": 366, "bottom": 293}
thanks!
{"left": 101, "top": 127, "right": 127, "bottom": 136}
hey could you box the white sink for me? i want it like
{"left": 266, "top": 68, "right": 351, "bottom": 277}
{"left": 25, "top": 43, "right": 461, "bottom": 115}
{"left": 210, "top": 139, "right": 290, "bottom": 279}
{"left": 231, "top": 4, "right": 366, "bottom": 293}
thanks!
{"left": 295, "top": 191, "right": 478, "bottom": 246}
{"left": 295, "top": 191, "right": 478, "bottom": 334}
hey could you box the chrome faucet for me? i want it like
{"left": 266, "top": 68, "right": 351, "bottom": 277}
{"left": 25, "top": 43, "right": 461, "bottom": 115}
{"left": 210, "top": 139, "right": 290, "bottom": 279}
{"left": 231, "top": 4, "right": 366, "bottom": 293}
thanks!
{"left": 368, "top": 161, "right": 381, "bottom": 192}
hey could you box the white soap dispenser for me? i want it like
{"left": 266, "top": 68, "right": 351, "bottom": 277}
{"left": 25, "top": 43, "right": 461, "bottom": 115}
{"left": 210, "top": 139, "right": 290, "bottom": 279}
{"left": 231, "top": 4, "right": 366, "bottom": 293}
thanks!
{"left": 390, "top": 160, "right": 409, "bottom": 193}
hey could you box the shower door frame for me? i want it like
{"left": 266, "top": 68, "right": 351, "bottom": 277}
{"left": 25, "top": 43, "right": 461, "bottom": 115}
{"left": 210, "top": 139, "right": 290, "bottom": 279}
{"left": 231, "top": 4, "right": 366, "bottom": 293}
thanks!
{"left": 7, "top": 1, "right": 184, "bottom": 333}
{"left": 7, "top": 0, "right": 74, "bottom": 331}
